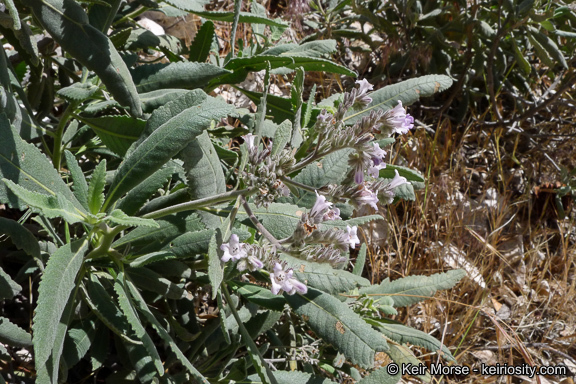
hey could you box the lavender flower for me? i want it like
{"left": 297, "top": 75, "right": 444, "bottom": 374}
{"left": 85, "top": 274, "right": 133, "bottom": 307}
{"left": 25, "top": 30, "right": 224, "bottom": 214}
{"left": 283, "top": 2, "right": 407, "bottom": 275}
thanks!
{"left": 237, "top": 255, "right": 264, "bottom": 272}
{"left": 354, "top": 79, "right": 374, "bottom": 108}
{"left": 309, "top": 191, "right": 341, "bottom": 223}
{"left": 346, "top": 225, "right": 360, "bottom": 248}
{"left": 354, "top": 185, "right": 379, "bottom": 210}
{"left": 379, "top": 101, "right": 414, "bottom": 136}
{"left": 220, "top": 234, "right": 247, "bottom": 262}
{"left": 379, "top": 170, "right": 410, "bottom": 204}
{"left": 270, "top": 263, "right": 308, "bottom": 295}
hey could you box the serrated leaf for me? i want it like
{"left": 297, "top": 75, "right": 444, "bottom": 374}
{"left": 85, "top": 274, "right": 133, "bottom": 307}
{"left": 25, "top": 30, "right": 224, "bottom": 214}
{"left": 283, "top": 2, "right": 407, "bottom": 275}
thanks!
{"left": 356, "top": 367, "right": 400, "bottom": 384}
{"left": 62, "top": 319, "right": 96, "bottom": 369}
{"left": 279, "top": 40, "right": 337, "bottom": 58}
{"left": 160, "top": 0, "right": 208, "bottom": 12}
{"left": 126, "top": 267, "right": 184, "bottom": 299}
{"left": 81, "top": 274, "right": 140, "bottom": 344}
{"left": 0, "top": 316, "right": 32, "bottom": 347}
{"left": 80, "top": 116, "right": 146, "bottom": 156}
{"left": 208, "top": 229, "right": 224, "bottom": 300}
{"left": 64, "top": 151, "right": 89, "bottom": 210}
{"left": 285, "top": 287, "right": 388, "bottom": 368}
{"left": 379, "top": 164, "right": 424, "bottom": 183}
{"left": 359, "top": 270, "right": 466, "bottom": 308}
{"left": 21, "top": 0, "right": 141, "bottom": 116}
{"left": 0, "top": 114, "right": 84, "bottom": 211}
{"left": 57, "top": 82, "right": 100, "bottom": 101}
{"left": 387, "top": 344, "right": 431, "bottom": 382}
{"left": 289, "top": 148, "right": 354, "bottom": 207}
{"left": 87, "top": 159, "right": 106, "bottom": 214}
{"left": 3, "top": 179, "right": 86, "bottom": 224}
{"left": 131, "top": 62, "right": 230, "bottom": 93}
{"left": 271, "top": 120, "right": 292, "bottom": 156}
{"left": 166, "top": 229, "right": 214, "bottom": 257}
{"left": 230, "top": 281, "right": 287, "bottom": 312}
{"left": 33, "top": 238, "right": 89, "bottom": 380}
{"left": 108, "top": 209, "right": 159, "bottom": 228}
{"left": 0, "top": 217, "right": 41, "bottom": 262}
{"left": 375, "top": 322, "right": 455, "bottom": 362}
{"left": 0, "top": 266, "right": 21, "bottom": 300}
{"left": 125, "top": 278, "right": 210, "bottom": 384}
{"left": 242, "top": 370, "right": 336, "bottom": 384}
{"left": 182, "top": 131, "right": 226, "bottom": 200}
{"left": 353, "top": 243, "right": 367, "bottom": 276}
{"left": 344, "top": 75, "right": 453, "bottom": 125}
{"left": 281, "top": 253, "right": 370, "bottom": 294}
{"left": 112, "top": 212, "right": 204, "bottom": 250}
{"left": 114, "top": 273, "right": 164, "bottom": 377}
{"left": 104, "top": 95, "right": 233, "bottom": 209}
{"left": 188, "top": 10, "right": 288, "bottom": 28}
{"left": 116, "top": 166, "right": 174, "bottom": 216}
{"left": 189, "top": 20, "right": 215, "bottom": 62}
{"left": 139, "top": 89, "right": 190, "bottom": 113}
{"left": 527, "top": 26, "right": 567, "bottom": 68}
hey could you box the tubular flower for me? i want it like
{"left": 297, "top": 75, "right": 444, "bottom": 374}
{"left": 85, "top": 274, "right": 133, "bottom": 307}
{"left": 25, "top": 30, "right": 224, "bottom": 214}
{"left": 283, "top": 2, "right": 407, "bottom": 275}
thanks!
{"left": 354, "top": 79, "right": 374, "bottom": 107}
{"left": 270, "top": 263, "right": 308, "bottom": 295}
{"left": 220, "top": 234, "right": 247, "bottom": 262}
{"left": 346, "top": 225, "right": 360, "bottom": 248}
{"left": 309, "top": 191, "right": 341, "bottom": 223}
{"left": 379, "top": 170, "right": 410, "bottom": 204}
{"left": 379, "top": 101, "right": 414, "bottom": 136}
{"left": 354, "top": 185, "right": 379, "bottom": 210}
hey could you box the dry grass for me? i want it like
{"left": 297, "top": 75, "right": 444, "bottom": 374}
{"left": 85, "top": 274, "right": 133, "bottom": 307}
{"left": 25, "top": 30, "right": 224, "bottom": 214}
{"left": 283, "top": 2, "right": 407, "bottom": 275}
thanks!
{"left": 366, "top": 108, "right": 576, "bottom": 383}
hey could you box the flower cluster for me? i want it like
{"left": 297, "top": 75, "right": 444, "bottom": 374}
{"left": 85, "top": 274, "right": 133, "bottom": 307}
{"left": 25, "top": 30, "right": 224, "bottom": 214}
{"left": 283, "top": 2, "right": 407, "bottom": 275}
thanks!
{"left": 241, "top": 134, "right": 290, "bottom": 208}
{"left": 220, "top": 235, "right": 308, "bottom": 296}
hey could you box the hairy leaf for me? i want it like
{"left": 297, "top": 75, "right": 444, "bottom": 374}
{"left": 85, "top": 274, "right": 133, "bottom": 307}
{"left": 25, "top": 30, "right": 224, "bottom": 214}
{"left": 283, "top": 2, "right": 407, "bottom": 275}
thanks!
{"left": 33, "top": 238, "right": 89, "bottom": 379}
{"left": 114, "top": 273, "right": 164, "bottom": 377}
{"left": 359, "top": 270, "right": 466, "bottom": 308}
{"left": 0, "top": 317, "right": 32, "bottom": 347}
{"left": 230, "top": 281, "right": 287, "bottom": 312}
{"left": 242, "top": 371, "right": 335, "bottom": 384}
{"left": 0, "top": 114, "right": 83, "bottom": 211}
{"left": 139, "top": 89, "right": 190, "bottom": 113}
{"left": 281, "top": 254, "right": 370, "bottom": 294}
{"left": 126, "top": 267, "right": 184, "bottom": 299}
{"left": 87, "top": 159, "right": 106, "bottom": 214}
{"left": 189, "top": 20, "right": 215, "bottom": 62}
{"left": 167, "top": 229, "right": 214, "bottom": 257}
{"left": 126, "top": 278, "right": 210, "bottom": 383}
{"left": 356, "top": 367, "right": 400, "bottom": 384}
{"left": 0, "top": 266, "right": 21, "bottom": 300}
{"left": 105, "top": 95, "right": 233, "bottom": 209}
{"left": 57, "top": 82, "right": 100, "bottom": 101}
{"left": 271, "top": 120, "right": 292, "bottom": 156}
{"left": 81, "top": 274, "right": 139, "bottom": 344}
{"left": 21, "top": 0, "right": 141, "bottom": 116}
{"left": 387, "top": 344, "right": 431, "bottom": 382}
{"left": 116, "top": 166, "right": 174, "bottom": 216}
{"left": 286, "top": 287, "right": 388, "bottom": 368}
{"left": 62, "top": 319, "right": 96, "bottom": 369}
{"left": 108, "top": 209, "right": 159, "bottom": 228}
{"left": 3, "top": 179, "right": 86, "bottom": 224}
{"left": 182, "top": 131, "right": 226, "bottom": 199}
{"left": 0, "top": 217, "right": 41, "bottom": 262}
{"left": 375, "top": 322, "right": 455, "bottom": 362}
{"left": 344, "top": 75, "right": 453, "bottom": 125}
{"left": 208, "top": 229, "right": 224, "bottom": 299}
{"left": 80, "top": 116, "right": 146, "bottom": 156}
{"left": 64, "top": 151, "right": 89, "bottom": 210}
{"left": 132, "top": 62, "right": 230, "bottom": 93}
{"left": 188, "top": 10, "right": 288, "bottom": 28}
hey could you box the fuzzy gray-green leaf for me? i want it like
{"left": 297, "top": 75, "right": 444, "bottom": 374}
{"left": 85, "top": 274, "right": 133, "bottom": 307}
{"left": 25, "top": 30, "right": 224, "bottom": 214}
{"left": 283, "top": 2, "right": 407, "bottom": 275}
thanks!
{"left": 64, "top": 151, "right": 89, "bottom": 210}
{"left": 80, "top": 116, "right": 146, "bottom": 156}
{"left": 242, "top": 371, "right": 335, "bottom": 384}
{"left": 359, "top": 270, "right": 466, "bottom": 308}
{"left": 0, "top": 217, "right": 41, "bottom": 262}
{"left": 105, "top": 95, "right": 233, "bottom": 209}
{"left": 0, "top": 266, "right": 21, "bottom": 300}
{"left": 3, "top": 179, "right": 86, "bottom": 224}
{"left": 0, "top": 316, "right": 32, "bottom": 347}
{"left": 356, "top": 367, "right": 400, "bottom": 384}
{"left": 87, "top": 160, "right": 106, "bottom": 214}
{"left": 182, "top": 131, "right": 226, "bottom": 200}
{"left": 0, "top": 114, "right": 84, "bottom": 211}
{"left": 132, "top": 62, "right": 230, "bottom": 93}
{"left": 344, "top": 75, "right": 453, "bottom": 125}
{"left": 33, "top": 238, "right": 89, "bottom": 376}
{"left": 189, "top": 20, "right": 216, "bottom": 63}
{"left": 116, "top": 166, "right": 174, "bottom": 216}
{"left": 126, "top": 267, "right": 184, "bottom": 299}
{"left": 108, "top": 209, "right": 159, "bottom": 228}
{"left": 21, "top": 0, "right": 141, "bottom": 116}
{"left": 57, "top": 82, "right": 100, "bottom": 101}
{"left": 208, "top": 229, "right": 224, "bottom": 299}
{"left": 286, "top": 287, "right": 388, "bottom": 368}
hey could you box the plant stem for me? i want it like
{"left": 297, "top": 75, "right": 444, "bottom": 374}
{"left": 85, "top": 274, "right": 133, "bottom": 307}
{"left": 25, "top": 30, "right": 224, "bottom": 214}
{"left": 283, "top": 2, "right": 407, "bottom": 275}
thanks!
{"left": 230, "top": 0, "right": 242, "bottom": 58}
{"left": 240, "top": 196, "right": 287, "bottom": 252}
{"left": 113, "top": 5, "right": 147, "bottom": 26}
{"left": 280, "top": 176, "right": 317, "bottom": 193}
{"left": 142, "top": 188, "right": 256, "bottom": 220}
